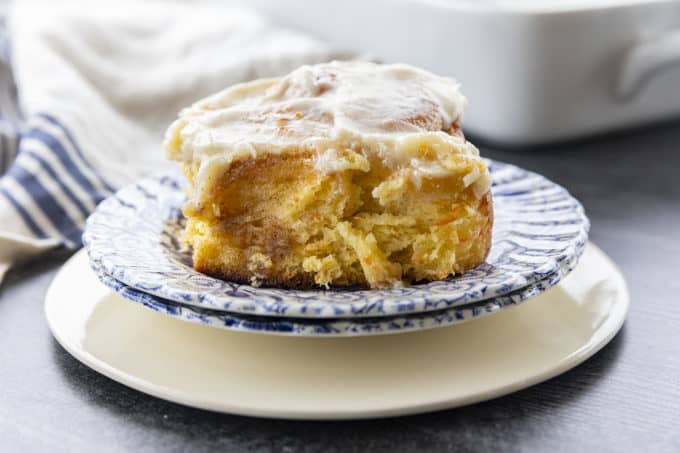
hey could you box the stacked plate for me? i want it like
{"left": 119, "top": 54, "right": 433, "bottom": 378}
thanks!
{"left": 82, "top": 159, "right": 589, "bottom": 337}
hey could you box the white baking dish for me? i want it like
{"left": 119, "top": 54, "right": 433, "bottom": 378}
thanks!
{"left": 239, "top": 0, "right": 680, "bottom": 146}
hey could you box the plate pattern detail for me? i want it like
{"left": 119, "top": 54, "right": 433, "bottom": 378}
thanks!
{"left": 83, "top": 160, "right": 589, "bottom": 318}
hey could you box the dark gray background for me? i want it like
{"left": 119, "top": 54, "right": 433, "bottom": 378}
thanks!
{"left": 1, "top": 121, "right": 679, "bottom": 452}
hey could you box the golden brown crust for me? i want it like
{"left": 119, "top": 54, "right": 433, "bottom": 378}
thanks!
{"left": 194, "top": 264, "right": 369, "bottom": 290}
{"left": 194, "top": 263, "right": 319, "bottom": 289}
{"left": 479, "top": 190, "right": 494, "bottom": 262}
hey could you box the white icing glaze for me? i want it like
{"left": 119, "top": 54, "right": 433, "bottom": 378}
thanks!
{"left": 164, "top": 61, "right": 490, "bottom": 200}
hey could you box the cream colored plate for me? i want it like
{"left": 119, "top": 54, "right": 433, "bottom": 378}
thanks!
{"left": 45, "top": 243, "right": 628, "bottom": 419}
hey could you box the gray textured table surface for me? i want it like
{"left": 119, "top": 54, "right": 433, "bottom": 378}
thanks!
{"left": 1, "top": 122, "right": 679, "bottom": 452}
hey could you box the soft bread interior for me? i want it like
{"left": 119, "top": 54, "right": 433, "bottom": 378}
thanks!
{"left": 182, "top": 147, "right": 492, "bottom": 288}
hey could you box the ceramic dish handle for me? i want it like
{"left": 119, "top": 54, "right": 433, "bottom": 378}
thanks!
{"left": 616, "top": 30, "right": 680, "bottom": 100}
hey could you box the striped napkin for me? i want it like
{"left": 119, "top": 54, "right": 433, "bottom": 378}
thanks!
{"left": 0, "top": 1, "right": 340, "bottom": 283}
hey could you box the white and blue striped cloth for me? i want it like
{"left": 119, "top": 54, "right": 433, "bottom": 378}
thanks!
{"left": 0, "top": 1, "right": 338, "bottom": 283}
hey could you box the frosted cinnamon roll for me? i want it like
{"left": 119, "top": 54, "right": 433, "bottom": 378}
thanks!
{"left": 164, "top": 61, "right": 492, "bottom": 289}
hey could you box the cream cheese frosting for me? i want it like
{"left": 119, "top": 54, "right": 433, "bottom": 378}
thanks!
{"left": 164, "top": 60, "right": 490, "bottom": 201}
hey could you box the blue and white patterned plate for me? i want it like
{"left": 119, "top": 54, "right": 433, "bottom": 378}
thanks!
{"left": 83, "top": 159, "right": 589, "bottom": 318}
{"left": 91, "top": 241, "right": 582, "bottom": 336}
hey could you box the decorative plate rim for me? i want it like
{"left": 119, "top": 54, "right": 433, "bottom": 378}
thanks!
{"left": 83, "top": 159, "right": 589, "bottom": 318}
{"left": 90, "top": 242, "right": 583, "bottom": 337}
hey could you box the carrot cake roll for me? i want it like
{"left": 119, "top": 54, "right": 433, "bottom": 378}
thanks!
{"left": 164, "top": 61, "right": 492, "bottom": 289}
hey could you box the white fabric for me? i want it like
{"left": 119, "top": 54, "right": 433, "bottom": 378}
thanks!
{"left": 0, "top": 1, "right": 341, "bottom": 283}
